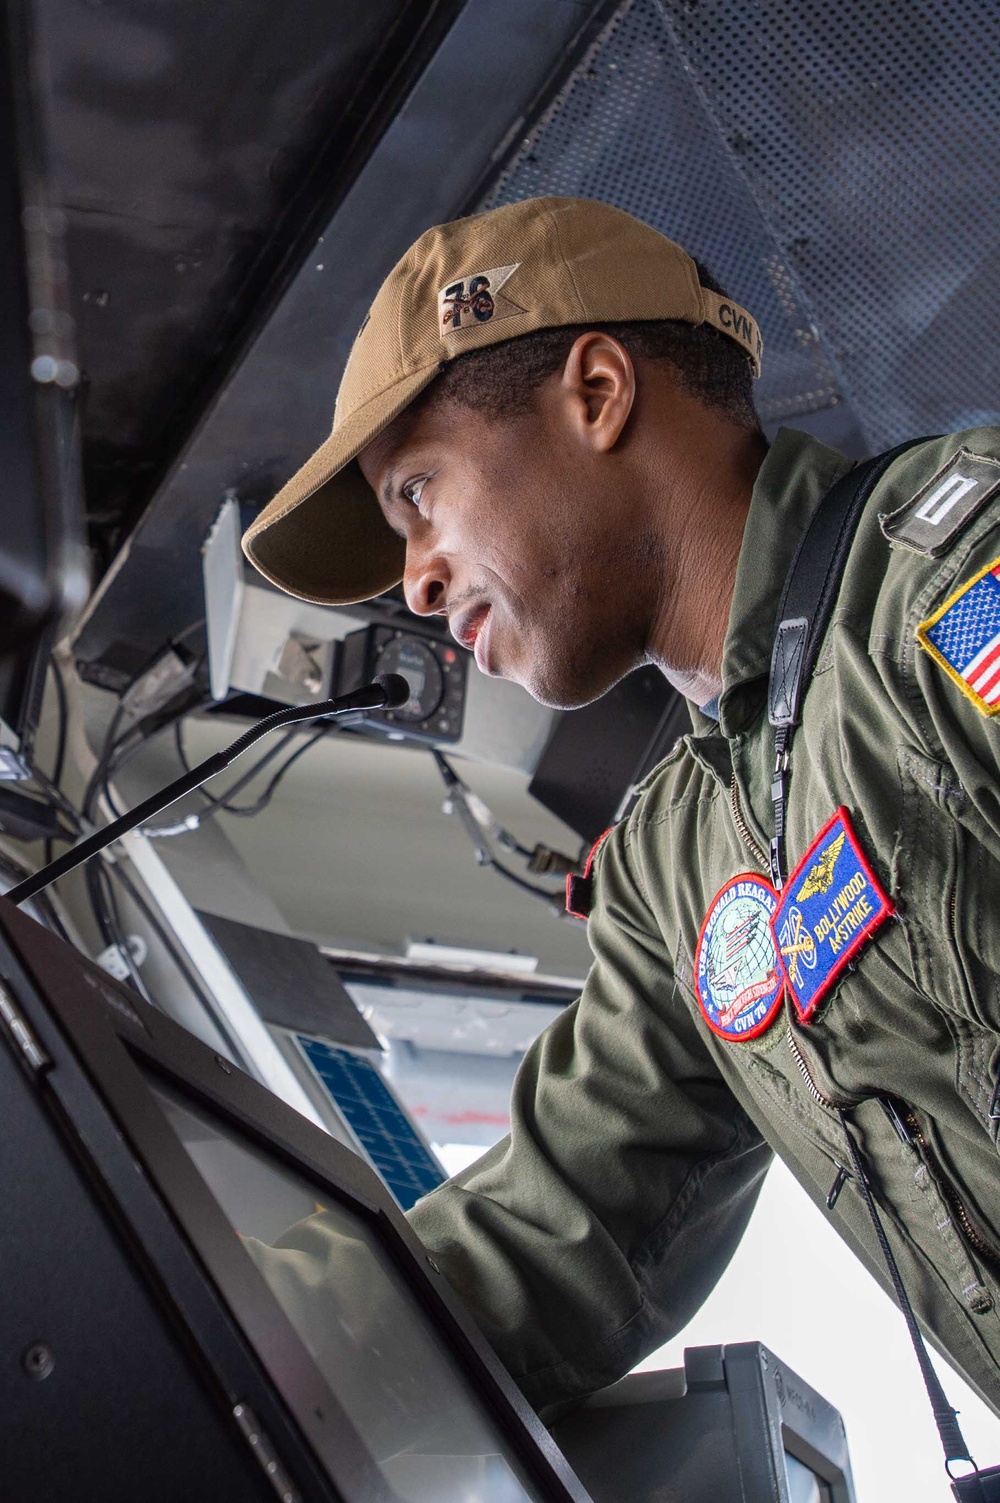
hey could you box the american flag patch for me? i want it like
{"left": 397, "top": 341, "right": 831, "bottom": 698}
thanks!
{"left": 917, "top": 555, "right": 1000, "bottom": 715}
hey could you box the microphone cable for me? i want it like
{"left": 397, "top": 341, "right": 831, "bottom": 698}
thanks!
{"left": 430, "top": 750, "right": 574, "bottom": 911}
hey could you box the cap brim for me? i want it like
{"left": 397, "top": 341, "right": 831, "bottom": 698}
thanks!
{"left": 241, "top": 364, "right": 439, "bottom": 605}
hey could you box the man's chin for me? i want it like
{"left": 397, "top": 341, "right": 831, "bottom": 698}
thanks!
{"left": 515, "top": 659, "right": 628, "bottom": 712}
{"left": 481, "top": 626, "right": 633, "bottom": 709}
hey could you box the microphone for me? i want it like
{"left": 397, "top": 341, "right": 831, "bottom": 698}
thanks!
{"left": 5, "top": 675, "right": 411, "bottom": 907}
{"left": 371, "top": 673, "right": 410, "bottom": 711}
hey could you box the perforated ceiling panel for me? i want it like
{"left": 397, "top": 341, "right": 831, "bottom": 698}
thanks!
{"left": 482, "top": 0, "right": 1000, "bottom": 453}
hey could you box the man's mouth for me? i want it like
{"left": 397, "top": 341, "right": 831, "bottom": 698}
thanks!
{"left": 453, "top": 604, "right": 493, "bottom": 672}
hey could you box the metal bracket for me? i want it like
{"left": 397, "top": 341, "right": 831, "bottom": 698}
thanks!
{"left": 0, "top": 976, "right": 50, "bottom": 1075}
{"left": 232, "top": 1402, "right": 301, "bottom": 1503}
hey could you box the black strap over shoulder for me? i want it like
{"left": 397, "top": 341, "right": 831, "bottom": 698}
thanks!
{"left": 765, "top": 437, "right": 928, "bottom": 890}
{"left": 767, "top": 437, "right": 927, "bottom": 730}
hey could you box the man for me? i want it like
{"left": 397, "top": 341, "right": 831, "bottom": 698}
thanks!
{"left": 243, "top": 196, "right": 1000, "bottom": 1424}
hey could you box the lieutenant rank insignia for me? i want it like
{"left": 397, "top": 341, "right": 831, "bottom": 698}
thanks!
{"left": 880, "top": 449, "right": 1000, "bottom": 557}
{"left": 916, "top": 554, "right": 1000, "bottom": 716}
{"left": 695, "top": 874, "right": 783, "bottom": 1042}
{"left": 771, "top": 808, "right": 894, "bottom": 1023}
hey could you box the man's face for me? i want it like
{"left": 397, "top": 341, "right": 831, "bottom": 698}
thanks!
{"left": 358, "top": 380, "right": 662, "bottom": 709}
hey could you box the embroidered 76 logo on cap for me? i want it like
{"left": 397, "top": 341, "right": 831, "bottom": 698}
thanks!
{"left": 438, "top": 263, "right": 524, "bottom": 334}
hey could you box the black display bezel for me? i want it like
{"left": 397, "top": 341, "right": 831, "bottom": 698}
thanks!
{"left": 0, "top": 899, "right": 590, "bottom": 1503}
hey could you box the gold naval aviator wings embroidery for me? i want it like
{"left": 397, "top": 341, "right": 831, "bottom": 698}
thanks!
{"left": 796, "top": 831, "right": 846, "bottom": 901}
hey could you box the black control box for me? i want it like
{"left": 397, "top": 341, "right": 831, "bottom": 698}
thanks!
{"left": 336, "top": 623, "right": 467, "bottom": 744}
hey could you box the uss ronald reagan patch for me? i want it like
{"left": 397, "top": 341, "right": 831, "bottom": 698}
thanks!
{"left": 695, "top": 873, "right": 783, "bottom": 1042}
{"left": 771, "top": 807, "right": 894, "bottom": 1023}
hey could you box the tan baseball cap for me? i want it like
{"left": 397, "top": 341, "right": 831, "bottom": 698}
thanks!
{"left": 241, "top": 195, "right": 763, "bottom": 606}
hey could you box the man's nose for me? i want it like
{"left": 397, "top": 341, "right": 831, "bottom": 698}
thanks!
{"left": 403, "top": 545, "right": 450, "bottom": 616}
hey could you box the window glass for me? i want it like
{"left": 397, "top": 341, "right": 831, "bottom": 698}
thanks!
{"left": 785, "top": 1452, "right": 832, "bottom": 1503}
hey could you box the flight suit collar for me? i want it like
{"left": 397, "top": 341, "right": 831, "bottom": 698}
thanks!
{"left": 717, "top": 427, "right": 854, "bottom": 737}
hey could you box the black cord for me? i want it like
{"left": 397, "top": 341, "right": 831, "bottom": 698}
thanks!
{"left": 174, "top": 721, "right": 297, "bottom": 814}
{"left": 219, "top": 727, "right": 326, "bottom": 817}
{"left": 49, "top": 657, "right": 68, "bottom": 790}
{"left": 26, "top": 683, "right": 256, "bottom": 1056}
{"left": 144, "top": 720, "right": 328, "bottom": 834}
{"left": 84, "top": 691, "right": 209, "bottom": 824}
{"left": 431, "top": 749, "right": 566, "bottom": 907}
{"left": 41, "top": 656, "right": 70, "bottom": 858}
{"left": 85, "top": 858, "right": 155, "bottom": 1007}
{"left": 488, "top": 854, "right": 567, "bottom": 905}
{"left": 432, "top": 750, "right": 536, "bottom": 859}
{"left": 838, "top": 1109, "right": 973, "bottom": 1471}
{"left": 31, "top": 766, "right": 82, "bottom": 833}
{"left": 74, "top": 694, "right": 209, "bottom": 969}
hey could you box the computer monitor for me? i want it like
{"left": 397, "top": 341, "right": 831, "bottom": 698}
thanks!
{"left": 0, "top": 896, "right": 589, "bottom": 1503}
{"left": 551, "top": 1342, "right": 856, "bottom": 1503}
{"left": 785, "top": 1452, "right": 834, "bottom": 1503}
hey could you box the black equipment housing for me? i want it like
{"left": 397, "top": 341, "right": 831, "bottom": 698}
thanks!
{"left": 529, "top": 667, "right": 690, "bottom": 845}
{"left": 0, "top": 0, "right": 85, "bottom": 769}
{"left": 553, "top": 1342, "right": 856, "bottom": 1503}
{"left": 336, "top": 623, "right": 468, "bottom": 746}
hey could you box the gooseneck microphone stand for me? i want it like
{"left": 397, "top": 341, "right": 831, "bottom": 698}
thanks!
{"left": 6, "top": 674, "right": 410, "bottom": 908}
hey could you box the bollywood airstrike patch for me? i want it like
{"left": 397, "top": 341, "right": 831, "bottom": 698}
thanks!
{"left": 880, "top": 448, "right": 1000, "bottom": 557}
{"left": 771, "top": 808, "right": 894, "bottom": 1024}
{"left": 916, "top": 554, "right": 1000, "bottom": 716}
{"left": 694, "top": 874, "right": 783, "bottom": 1042}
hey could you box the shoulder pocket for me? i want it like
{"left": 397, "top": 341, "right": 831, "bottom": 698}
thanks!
{"left": 894, "top": 746, "right": 1000, "bottom": 1033}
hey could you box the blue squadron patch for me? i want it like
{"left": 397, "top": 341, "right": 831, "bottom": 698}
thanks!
{"left": 771, "top": 808, "right": 894, "bottom": 1023}
{"left": 695, "top": 874, "right": 783, "bottom": 1042}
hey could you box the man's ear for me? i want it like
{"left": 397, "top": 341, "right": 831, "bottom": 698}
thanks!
{"left": 559, "top": 331, "right": 636, "bottom": 453}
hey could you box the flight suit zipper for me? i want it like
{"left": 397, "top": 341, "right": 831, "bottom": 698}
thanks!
{"left": 899, "top": 1105, "right": 1000, "bottom": 1274}
{"left": 729, "top": 771, "right": 769, "bottom": 874}
{"left": 788, "top": 1034, "right": 999, "bottom": 1298}
{"left": 785, "top": 1027, "right": 849, "bottom": 1110}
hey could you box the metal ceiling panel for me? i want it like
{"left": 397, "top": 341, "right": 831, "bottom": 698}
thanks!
{"left": 481, "top": 0, "right": 848, "bottom": 436}
{"left": 660, "top": 0, "right": 1000, "bottom": 451}
{"left": 486, "top": 0, "right": 1000, "bottom": 452}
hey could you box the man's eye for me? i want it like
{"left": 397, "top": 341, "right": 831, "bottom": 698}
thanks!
{"left": 402, "top": 478, "right": 425, "bottom": 510}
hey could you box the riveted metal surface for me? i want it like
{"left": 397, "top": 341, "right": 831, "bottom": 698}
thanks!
{"left": 482, "top": 0, "right": 1000, "bottom": 450}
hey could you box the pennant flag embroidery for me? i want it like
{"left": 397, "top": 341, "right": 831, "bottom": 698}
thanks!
{"left": 438, "top": 263, "right": 524, "bottom": 335}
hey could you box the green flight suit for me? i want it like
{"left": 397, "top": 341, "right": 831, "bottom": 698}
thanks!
{"left": 408, "top": 424, "right": 1000, "bottom": 1423}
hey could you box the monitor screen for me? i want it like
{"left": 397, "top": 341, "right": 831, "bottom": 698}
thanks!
{"left": 785, "top": 1452, "right": 833, "bottom": 1503}
{"left": 145, "top": 1072, "right": 545, "bottom": 1503}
